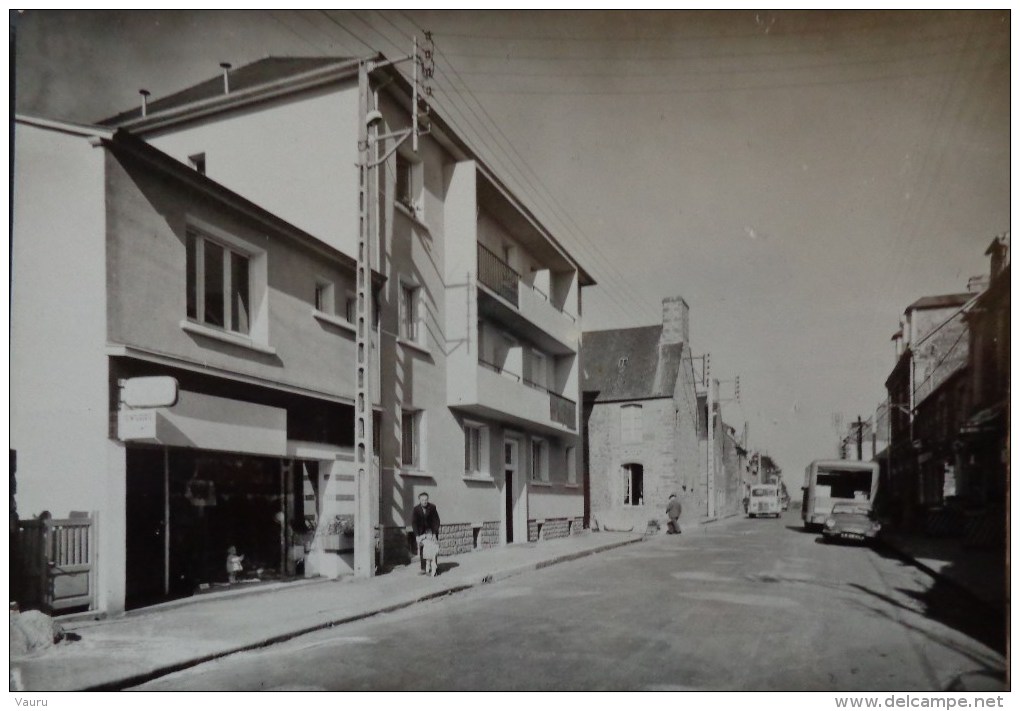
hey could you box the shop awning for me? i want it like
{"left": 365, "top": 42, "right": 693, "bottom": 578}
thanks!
{"left": 118, "top": 389, "right": 287, "bottom": 456}
{"left": 959, "top": 404, "right": 1006, "bottom": 436}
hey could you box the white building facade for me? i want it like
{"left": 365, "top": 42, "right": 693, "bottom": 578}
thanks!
{"left": 12, "top": 55, "right": 592, "bottom": 614}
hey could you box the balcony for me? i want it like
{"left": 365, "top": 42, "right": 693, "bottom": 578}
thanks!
{"left": 457, "top": 357, "right": 577, "bottom": 434}
{"left": 478, "top": 243, "right": 519, "bottom": 306}
{"left": 477, "top": 244, "right": 578, "bottom": 353}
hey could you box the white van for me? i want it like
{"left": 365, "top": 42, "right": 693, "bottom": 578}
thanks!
{"left": 747, "top": 484, "right": 781, "bottom": 518}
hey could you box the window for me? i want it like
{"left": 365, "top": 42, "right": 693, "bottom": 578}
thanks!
{"left": 401, "top": 410, "right": 420, "bottom": 469}
{"left": 314, "top": 281, "right": 334, "bottom": 315}
{"left": 531, "top": 438, "right": 548, "bottom": 482}
{"left": 345, "top": 291, "right": 357, "bottom": 323}
{"left": 621, "top": 404, "right": 643, "bottom": 443}
{"left": 465, "top": 423, "right": 489, "bottom": 475}
{"left": 188, "top": 153, "right": 206, "bottom": 175}
{"left": 400, "top": 284, "right": 420, "bottom": 342}
{"left": 566, "top": 446, "right": 577, "bottom": 485}
{"left": 373, "top": 411, "right": 381, "bottom": 457}
{"left": 395, "top": 153, "right": 420, "bottom": 209}
{"left": 527, "top": 349, "right": 547, "bottom": 390}
{"left": 623, "top": 463, "right": 644, "bottom": 506}
{"left": 186, "top": 229, "right": 250, "bottom": 335}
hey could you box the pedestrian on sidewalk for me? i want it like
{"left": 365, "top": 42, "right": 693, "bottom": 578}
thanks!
{"left": 412, "top": 492, "right": 441, "bottom": 575}
{"left": 226, "top": 546, "right": 245, "bottom": 584}
{"left": 666, "top": 494, "right": 682, "bottom": 535}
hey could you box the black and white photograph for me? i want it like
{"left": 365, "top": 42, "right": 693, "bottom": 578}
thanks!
{"left": 8, "top": 9, "right": 1010, "bottom": 700}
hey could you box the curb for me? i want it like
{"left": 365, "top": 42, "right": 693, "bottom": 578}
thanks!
{"left": 79, "top": 535, "right": 644, "bottom": 691}
{"left": 876, "top": 538, "right": 1005, "bottom": 614}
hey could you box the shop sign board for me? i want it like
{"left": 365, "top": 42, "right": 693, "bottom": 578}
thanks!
{"left": 120, "top": 376, "right": 179, "bottom": 408}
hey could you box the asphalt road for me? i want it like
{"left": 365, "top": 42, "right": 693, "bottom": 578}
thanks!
{"left": 136, "top": 511, "right": 1006, "bottom": 691}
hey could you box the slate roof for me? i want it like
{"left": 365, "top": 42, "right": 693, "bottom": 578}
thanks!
{"left": 906, "top": 293, "right": 973, "bottom": 312}
{"left": 582, "top": 325, "right": 685, "bottom": 402}
{"left": 100, "top": 57, "right": 355, "bottom": 125}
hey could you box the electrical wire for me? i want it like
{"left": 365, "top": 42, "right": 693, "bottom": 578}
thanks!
{"left": 311, "top": 10, "right": 653, "bottom": 326}
{"left": 389, "top": 11, "right": 659, "bottom": 324}
{"left": 342, "top": 10, "right": 657, "bottom": 325}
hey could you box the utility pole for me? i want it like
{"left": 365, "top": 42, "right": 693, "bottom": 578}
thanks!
{"left": 353, "top": 59, "right": 375, "bottom": 579}
{"left": 855, "top": 415, "right": 864, "bottom": 461}
{"left": 353, "top": 37, "right": 434, "bottom": 579}
{"left": 706, "top": 355, "right": 715, "bottom": 519}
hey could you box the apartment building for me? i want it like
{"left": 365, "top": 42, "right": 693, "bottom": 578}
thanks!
{"left": 12, "top": 55, "right": 592, "bottom": 613}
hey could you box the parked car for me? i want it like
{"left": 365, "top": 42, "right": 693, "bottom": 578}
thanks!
{"left": 821, "top": 502, "right": 881, "bottom": 545}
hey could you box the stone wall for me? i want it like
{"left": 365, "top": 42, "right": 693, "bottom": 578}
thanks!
{"left": 541, "top": 518, "right": 571, "bottom": 540}
{"left": 438, "top": 523, "right": 474, "bottom": 556}
{"left": 477, "top": 521, "right": 501, "bottom": 549}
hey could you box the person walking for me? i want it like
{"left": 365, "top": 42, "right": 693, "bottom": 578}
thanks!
{"left": 666, "top": 493, "right": 682, "bottom": 535}
{"left": 412, "top": 492, "right": 441, "bottom": 575}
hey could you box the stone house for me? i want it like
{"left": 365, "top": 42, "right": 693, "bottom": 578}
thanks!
{"left": 954, "top": 238, "right": 1009, "bottom": 546}
{"left": 885, "top": 291, "right": 976, "bottom": 528}
{"left": 581, "top": 297, "right": 703, "bottom": 531}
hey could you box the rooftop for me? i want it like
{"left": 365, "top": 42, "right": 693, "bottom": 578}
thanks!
{"left": 581, "top": 325, "right": 685, "bottom": 402}
{"left": 905, "top": 293, "right": 973, "bottom": 312}
{"left": 100, "top": 57, "right": 356, "bottom": 125}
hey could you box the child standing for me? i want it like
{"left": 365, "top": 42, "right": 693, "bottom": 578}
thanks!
{"left": 226, "top": 546, "right": 244, "bottom": 583}
{"left": 420, "top": 532, "right": 440, "bottom": 577}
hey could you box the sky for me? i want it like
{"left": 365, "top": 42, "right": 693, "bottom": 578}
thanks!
{"left": 11, "top": 9, "right": 1011, "bottom": 476}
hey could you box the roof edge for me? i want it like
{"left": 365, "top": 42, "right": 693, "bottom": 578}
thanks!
{"left": 102, "top": 128, "right": 382, "bottom": 284}
{"left": 105, "top": 57, "right": 366, "bottom": 133}
{"left": 15, "top": 113, "right": 115, "bottom": 140}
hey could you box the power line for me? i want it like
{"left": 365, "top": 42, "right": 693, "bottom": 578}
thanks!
{"left": 389, "top": 12, "right": 658, "bottom": 324}
{"left": 912, "top": 326, "right": 968, "bottom": 398}
{"left": 326, "top": 10, "right": 649, "bottom": 325}
{"left": 353, "top": 11, "right": 656, "bottom": 325}
{"left": 317, "top": 9, "right": 377, "bottom": 54}
{"left": 431, "top": 13, "right": 961, "bottom": 45}
{"left": 434, "top": 63, "right": 989, "bottom": 97}
{"left": 433, "top": 25, "right": 1000, "bottom": 63}
{"left": 440, "top": 42, "right": 1001, "bottom": 81}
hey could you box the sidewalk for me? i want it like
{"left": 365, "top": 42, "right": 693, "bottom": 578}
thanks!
{"left": 879, "top": 532, "right": 1007, "bottom": 612}
{"left": 10, "top": 531, "right": 644, "bottom": 692}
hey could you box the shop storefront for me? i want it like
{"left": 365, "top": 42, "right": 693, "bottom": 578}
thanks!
{"left": 125, "top": 446, "right": 319, "bottom": 608}
{"left": 117, "top": 384, "right": 335, "bottom": 609}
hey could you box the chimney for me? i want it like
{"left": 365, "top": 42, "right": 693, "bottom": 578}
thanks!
{"left": 139, "top": 89, "right": 150, "bottom": 117}
{"left": 986, "top": 235, "right": 1008, "bottom": 283}
{"left": 661, "top": 296, "right": 689, "bottom": 345}
{"left": 220, "top": 62, "right": 232, "bottom": 94}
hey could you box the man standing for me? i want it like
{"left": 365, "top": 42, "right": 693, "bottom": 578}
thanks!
{"left": 412, "top": 492, "right": 441, "bottom": 574}
{"left": 666, "top": 493, "right": 682, "bottom": 535}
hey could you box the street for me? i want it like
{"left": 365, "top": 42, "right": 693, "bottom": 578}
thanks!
{"left": 134, "top": 512, "right": 1006, "bottom": 691}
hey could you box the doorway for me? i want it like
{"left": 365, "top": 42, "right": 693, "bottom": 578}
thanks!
{"left": 623, "top": 463, "right": 644, "bottom": 506}
{"left": 503, "top": 437, "right": 520, "bottom": 543}
{"left": 126, "top": 447, "right": 169, "bottom": 609}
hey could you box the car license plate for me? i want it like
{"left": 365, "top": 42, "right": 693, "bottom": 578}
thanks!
{"left": 842, "top": 533, "right": 864, "bottom": 541}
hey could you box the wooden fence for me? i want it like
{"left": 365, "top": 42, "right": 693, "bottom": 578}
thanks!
{"left": 12, "top": 513, "right": 96, "bottom": 613}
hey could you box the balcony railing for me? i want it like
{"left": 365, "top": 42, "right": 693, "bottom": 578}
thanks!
{"left": 550, "top": 391, "right": 577, "bottom": 429}
{"left": 480, "top": 358, "right": 576, "bottom": 430}
{"left": 479, "top": 356, "right": 521, "bottom": 382}
{"left": 477, "top": 243, "right": 520, "bottom": 307}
